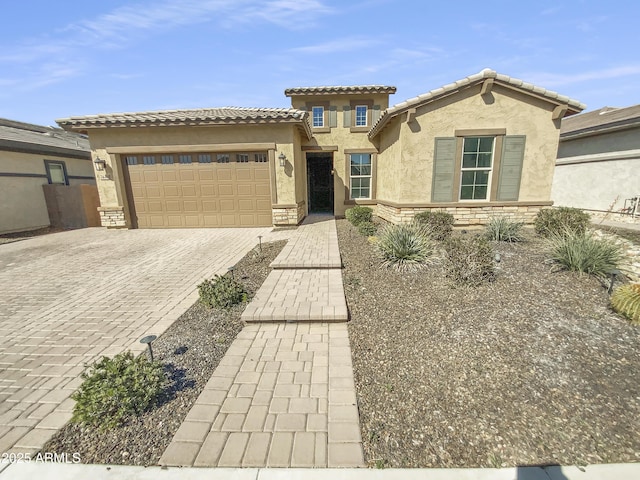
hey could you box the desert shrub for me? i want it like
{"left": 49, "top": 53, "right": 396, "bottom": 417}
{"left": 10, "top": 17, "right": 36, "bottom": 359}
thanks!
{"left": 611, "top": 283, "right": 640, "bottom": 325}
{"left": 345, "top": 206, "right": 373, "bottom": 226}
{"left": 534, "top": 207, "right": 590, "bottom": 237}
{"left": 71, "top": 352, "right": 168, "bottom": 430}
{"left": 198, "top": 274, "right": 247, "bottom": 308}
{"left": 357, "top": 221, "right": 377, "bottom": 237}
{"left": 485, "top": 216, "right": 525, "bottom": 242}
{"left": 443, "top": 235, "right": 495, "bottom": 286}
{"left": 376, "top": 222, "right": 435, "bottom": 272}
{"left": 414, "top": 211, "right": 454, "bottom": 240}
{"left": 547, "top": 229, "right": 622, "bottom": 278}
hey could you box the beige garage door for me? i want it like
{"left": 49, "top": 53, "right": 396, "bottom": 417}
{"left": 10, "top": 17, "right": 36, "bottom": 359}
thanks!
{"left": 125, "top": 152, "right": 272, "bottom": 228}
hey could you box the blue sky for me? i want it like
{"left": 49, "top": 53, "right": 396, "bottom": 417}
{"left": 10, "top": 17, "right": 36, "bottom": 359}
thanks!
{"left": 1, "top": 0, "right": 639, "bottom": 126}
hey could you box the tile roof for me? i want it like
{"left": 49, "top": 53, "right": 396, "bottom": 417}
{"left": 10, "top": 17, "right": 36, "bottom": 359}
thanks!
{"left": 284, "top": 85, "right": 397, "bottom": 96}
{"left": 57, "top": 106, "right": 308, "bottom": 128}
{"left": 0, "top": 117, "right": 90, "bottom": 157}
{"left": 560, "top": 104, "right": 640, "bottom": 137}
{"left": 368, "top": 69, "right": 586, "bottom": 139}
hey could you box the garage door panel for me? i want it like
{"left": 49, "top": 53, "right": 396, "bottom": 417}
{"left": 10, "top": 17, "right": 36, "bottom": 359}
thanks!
{"left": 181, "top": 185, "right": 197, "bottom": 197}
{"left": 127, "top": 156, "right": 270, "bottom": 228}
{"left": 220, "top": 199, "right": 235, "bottom": 212}
{"left": 237, "top": 184, "right": 253, "bottom": 196}
{"left": 219, "top": 184, "right": 234, "bottom": 196}
{"left": 164, "top": 185, "right": 180, "bottom": 197}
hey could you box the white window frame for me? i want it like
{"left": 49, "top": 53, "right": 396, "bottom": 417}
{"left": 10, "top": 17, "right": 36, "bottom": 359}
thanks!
{"left": 312, "top": 106, "right": 324, "bottom": 128}
{"left": 349, "top": 153, "right": 372, "bottom": 200}
{"left": 355, "top": 105, "right": 368, "bottom": 127}
{"left": 459, "top": 136, "right": 494, "bottom": 201}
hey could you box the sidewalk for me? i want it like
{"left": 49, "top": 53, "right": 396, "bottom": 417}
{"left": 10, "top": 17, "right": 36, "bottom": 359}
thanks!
{"left": 159, "top": 216, "right": 362, "bottom": 467}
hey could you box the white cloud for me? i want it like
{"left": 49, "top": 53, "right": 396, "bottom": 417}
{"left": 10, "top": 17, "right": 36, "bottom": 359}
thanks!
{"left": 526, "top": 65, "right": 640, "bottom": 87}
{"left": 290, "top": 37, "right": 380, "bottom": 54}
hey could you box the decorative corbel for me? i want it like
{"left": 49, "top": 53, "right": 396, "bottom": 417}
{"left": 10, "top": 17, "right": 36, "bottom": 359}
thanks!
{"left": 552, "top": 104, "right": 569, "bottom": 120}
{"left": 480, "top": 78, "right": 494, "bottom": 96}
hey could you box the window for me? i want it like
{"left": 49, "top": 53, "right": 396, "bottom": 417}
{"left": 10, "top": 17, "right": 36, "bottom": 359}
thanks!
{"left": 44, "top": 160, "right": 68, "bottom": 185}
{"left": 143, "top": 155, "right": 155, "bottom": 165}
{"left": 216, "top": 154, "right": 230, "bottom": 163}
{"left": 349, "top": 153, "right": 372, "bottom": 199}
{"left": 355, "top": 105, "right": 367, "bottom": 127}
{"left": 198, "top": 154, "right": 212, "bottom": 163}
{"left": 125, "top": 156, "right": 137, "bottom": 165}
{"left": 460, "top": 137, "right": 494, "bottom": 200}
{"left": 236, "top": 153, "right": 249, "bottom": 163}
{"left": 179, "top": 155, "right": 192, "bottom": 164}
{"left": 254, "top": 153, "right": 268, "bottom": 163}
{"left": 161, "top": 155, "right": 174, "bottom": 164}
{"left": 312, "top": 106, "right": 324, "bottom": 128}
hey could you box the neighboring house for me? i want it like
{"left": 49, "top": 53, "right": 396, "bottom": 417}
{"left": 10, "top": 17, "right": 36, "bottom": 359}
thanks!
{"left": 0, "top": 118, "right": 98, "bottom": 234}
{"left": 552, "top": 104, "right": 640, "bottom": 215}
{"left": 56, "top": 69, "right": 584, "bottom": 229}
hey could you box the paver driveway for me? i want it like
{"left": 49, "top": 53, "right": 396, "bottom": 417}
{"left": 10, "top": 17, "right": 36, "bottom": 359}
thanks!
{"left": 0, "top": 227, "right": 279, "bottom": 455}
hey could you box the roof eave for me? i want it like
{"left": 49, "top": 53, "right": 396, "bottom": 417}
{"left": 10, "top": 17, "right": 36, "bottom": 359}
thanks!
{"left": 560, "top": 118, "right": 640, "bottom": 141}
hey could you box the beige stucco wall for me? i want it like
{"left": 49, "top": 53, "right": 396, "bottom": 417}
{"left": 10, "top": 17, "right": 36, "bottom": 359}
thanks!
{"left": 553, "top": 128, "right": 640, "bottom": 212}
{"left": 85, "top": 123, "right": 299, "bottom": 226}
{"left": 290, "top": 93, "right": 391, "bottom": 216}
{"left": 376, "top": 84, "right": 561, "bottom": 205}
{"left": 0, "top": 150, "right": 94, "bottom": 234}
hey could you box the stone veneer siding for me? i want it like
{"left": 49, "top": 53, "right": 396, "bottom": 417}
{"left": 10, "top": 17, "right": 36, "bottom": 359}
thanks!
{"left": 272, "top": 201, "right": 305, "bottom": 226}
{"left": 377, "top": 203, "right": 544, "bottom": 226}
{"left": 97, "top": 206, "right": 126, "bottom": 228}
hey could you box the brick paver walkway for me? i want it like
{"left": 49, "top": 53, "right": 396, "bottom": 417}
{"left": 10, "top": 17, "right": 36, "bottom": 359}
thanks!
{"left": 161, "top": 215, "right": 363, "bottom": 467}
{"left": 0, "top": 227, "right": 285, "bottom": 455}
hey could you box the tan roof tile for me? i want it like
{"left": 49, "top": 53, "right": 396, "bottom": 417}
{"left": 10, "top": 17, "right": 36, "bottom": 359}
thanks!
{"left": 284, "top": 85, "right": 396, "bottom": 96}
{"left": 368, "top": 69, "right": 586, "bottom": 139}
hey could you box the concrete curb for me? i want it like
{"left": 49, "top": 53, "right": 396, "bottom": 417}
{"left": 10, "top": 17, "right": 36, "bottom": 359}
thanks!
{"left": 2, "top": 463, "right": 640, "bottom": 480}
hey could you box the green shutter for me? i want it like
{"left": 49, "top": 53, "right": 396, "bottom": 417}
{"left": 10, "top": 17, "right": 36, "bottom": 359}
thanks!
{"left": 343, "top": 106, "right": 351, "bottom": 127}
{"left": 497, "top": 135, "right": 526, "bottom": 201}
{"left": 431, "top": 137, "right": 457, "bottom": 202}
{"left": 329, "top": 106, "right": 337, "bottom": 128}
{"left": 372, "top": 105, "right": 381, "bottom": 125}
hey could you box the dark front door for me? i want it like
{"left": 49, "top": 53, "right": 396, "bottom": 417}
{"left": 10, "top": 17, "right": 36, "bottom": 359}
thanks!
{"left": 306, "top": 153, "right": 334, "bottom": 213}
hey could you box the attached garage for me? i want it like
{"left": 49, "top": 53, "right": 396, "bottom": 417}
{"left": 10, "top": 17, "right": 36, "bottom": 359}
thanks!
{"left": 56, "top": 107, "right": 312, "bottom": 229}
{"left": 124, "top": 151, "right": 271, "bottom": 228}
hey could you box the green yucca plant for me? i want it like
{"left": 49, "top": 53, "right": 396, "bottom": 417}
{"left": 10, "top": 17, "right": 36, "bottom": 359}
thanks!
{"left": 376, "top": 222, "right": 435, "bottom": 272}
{"left": 485, "top": 216, "right": 525, "bottom": 242}
{"left": 547, "top": 228, "right": 622, "bottom": 278}
{"left": 611, "top": 283, "right": 640, "bottom": 325}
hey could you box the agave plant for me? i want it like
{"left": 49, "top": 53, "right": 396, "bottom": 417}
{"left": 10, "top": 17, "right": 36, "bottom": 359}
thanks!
{"left": 376, "top": 222, "right": 435, "bottom": 272}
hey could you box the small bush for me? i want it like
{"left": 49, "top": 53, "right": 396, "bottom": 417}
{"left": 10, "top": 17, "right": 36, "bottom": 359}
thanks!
{"left": 71, "top": 352, "right": 168, "bottom": 430}
{"left": 534, "top": 207, "right": 590, "bottom": 237}
{"left": 443, "top": 236, "right": 495, "bottom": 286}
{"left": 611, "top": 283, "right": 640, "bottom": 325}
{"left": 345, "top": 206, "right": 373, "bottom": 226}
{"left": 357, "top": 221, "right": 377, "bottom": 237}
{"left": 198, "top": 274, "right": 247, "bottom": 308}
{"left": 485, "top": 216, "right": 525, "bottom": 242}
{"left": 414, "top": 211, "right": 454, "bottom": 240}
{"left": 376, "top": 222, "right": 435, "bottom": 272}
{"left": 547, "top": 229, "right": 622, "bottom": 278}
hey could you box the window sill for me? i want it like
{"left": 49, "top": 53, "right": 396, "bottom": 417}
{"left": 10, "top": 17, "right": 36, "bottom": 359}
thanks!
{"left": 312, "top": 127, "right": 331, "bottom": 134}
{"left": 349, "top": 126, "right": 369, "bottom": 133}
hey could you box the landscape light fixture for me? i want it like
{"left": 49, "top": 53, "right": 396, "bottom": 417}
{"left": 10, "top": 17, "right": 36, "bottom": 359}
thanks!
{"left": 278, "top": 153, "right": 286, "bottom": 167}
{"left": 140, "top": 335, "right": 157, "bottom": 362}
{"left": 258, "top": 235, "right": 263, "bottom": 252}
{"left": 228, "top": 265, "right": 235, "bottom": 279}
{"left": 607, "top": 269, "right": 621, "bottom": 294}
{"left": 93, "top": 158, "right": 106, "bottom": 171}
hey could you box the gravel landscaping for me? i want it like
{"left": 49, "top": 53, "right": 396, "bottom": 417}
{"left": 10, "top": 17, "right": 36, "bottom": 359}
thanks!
{"left": 337, "top": 219, "right": 640, "bottom": 468}
{"left": 41, "top": 240, "right": 286, "bottom": 466}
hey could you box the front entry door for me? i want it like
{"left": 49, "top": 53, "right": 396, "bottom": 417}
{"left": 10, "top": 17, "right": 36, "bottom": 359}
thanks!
{"left": 306, "top": 153, "right": 334, "bottom": 213}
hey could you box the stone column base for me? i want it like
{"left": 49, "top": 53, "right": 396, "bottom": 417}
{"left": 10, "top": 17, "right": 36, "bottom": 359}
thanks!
{"left": 97, "top": 206, "right": 127, "bottom": 228}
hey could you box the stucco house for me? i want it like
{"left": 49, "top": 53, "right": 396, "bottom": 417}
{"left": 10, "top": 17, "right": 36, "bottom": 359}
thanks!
{"left": 56, "top": 69, "right": 584, "bottom": 229}
{"left": 0, "top": 118, "right": 98, "bottom": 234}
{"left": 552, "top": 104, "right": 640, "bottom": 216}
